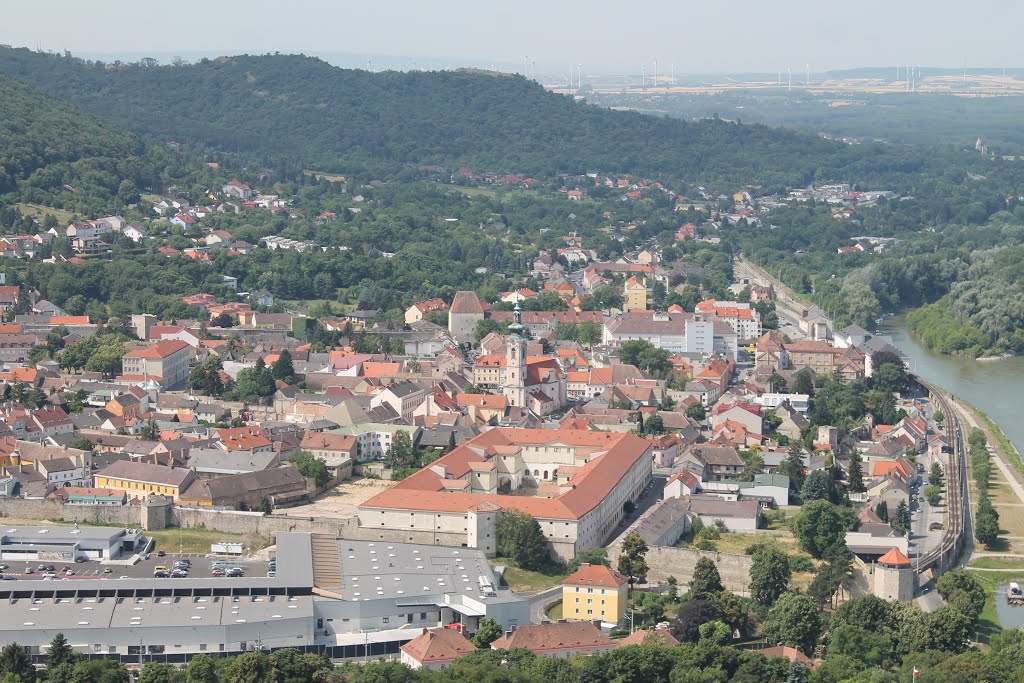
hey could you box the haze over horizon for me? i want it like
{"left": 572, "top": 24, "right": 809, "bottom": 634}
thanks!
{"left": 2, "top": 0, "right": 1022, "bottom": 76}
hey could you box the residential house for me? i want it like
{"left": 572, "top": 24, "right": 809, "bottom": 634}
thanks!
{"left": 176, "top": 467, "right": 312, "bottom": 509}
{"left": 119, "top": 339, "right": 192, "bottom": 389}
{"left": 489, "top": 622, "right": 617, "bottom": 659}
{"left": 560, "top": 564, "right": 628, "bottom": 626}
{"left": 400, "top": 628, "right": 476, "bottom": 671}
{"left": 93, "top": 460, "right": 197, "bottom": 501}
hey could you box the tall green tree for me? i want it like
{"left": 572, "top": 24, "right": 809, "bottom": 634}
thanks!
{"left": 270, "top": 349, "right": 295, "bottom": 383}
{"left": 749, "top": 544, "right": 791, "bottom": 607}
{"left": 471, "top": 618, "right": 503, "bottom": 648}
{"left": 847, "top": 451, "right": 866, "bottom": 493}
{"left": 761, "top": 592, "right": 824, "bottom": 655}
{"left": 495, "top": 510, "right": 549, "bottom": 570}
{"left": 791, "top": 500, "right": 848, "bottom": 558}
{"left": 47, "top": 633, "right": 75, "bottom": 669}
{"left": 688, "top": 557, "right": 724, "bottom": 600}
{"left": 616, "top": 533, "right": 650, "bottom": 586}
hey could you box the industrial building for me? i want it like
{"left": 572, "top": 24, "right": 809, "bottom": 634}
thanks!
{"left": 0, "top": 526, "right": 146, "bottom": 562}
{"left": 0, "top": 530, "right": 528, "bottom": 664}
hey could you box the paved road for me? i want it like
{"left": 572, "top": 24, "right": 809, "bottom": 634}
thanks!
{"left": 526, "top": 586, "right": 563, "bottom": 624}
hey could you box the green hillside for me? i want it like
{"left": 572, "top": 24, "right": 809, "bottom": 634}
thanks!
{"left": 0, "top": 73, "right": 147, "bottom": 214}
{"left": 0, "top": 47, "right": 942, "bottom": 190}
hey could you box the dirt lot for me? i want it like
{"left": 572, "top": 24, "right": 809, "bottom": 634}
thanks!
{"left": 277, "top": 477, "right": 395, "bottom": 518}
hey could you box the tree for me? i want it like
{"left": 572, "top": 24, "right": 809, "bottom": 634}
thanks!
{"left": 495, "top": 510, "right": 549, "bottom": 570}
{"left": 672, "top": 599, "right": 718, "bottom": 642}
{"left": 211, "top": 312, "right": 235, "bottom": 328}
{"left": 800, "top": 469, "right": 835, "bottom": 503}
{"left": 233, "top": 358, "right": 276, "bottom": 403}
{"left": 85, "top": 343, "right": 123, "bottom": 377}
{"left": 891, "top": 500, "right": 912, "bottom": 534}
{"left": 138, "top": 662, "right": 180, "bottom": 683}
{"left": 934, "top": 410, "right": 945, "bottom": 424}
{"left": 618, "top": 339, "right": 671, "bottom": 377}
{"left": 698, "top": 620, "right": 731, "bottom": 645}
{"left": 761, "top": 592, "right": 824, "bottom": 655}
{"left": 47, "top": 633, "right": 75, "bottom": 669}
{"left": 924, "top": 485, "right": 941, "bottom": 507}
{"left": 140, "top": 416, "right": 159, "bottom": 441}
{"left": 750, "top": 545, "right": 791, "bottom": 607}
{"left": 847, "top": 451, "right": 866, "bottom": 493}
{"left": 791, "top": 500, "right": 848, "bottom": 558}
{"left": 271, "top": 349, "right": 295, "bottom": 383}
{"left": 711, "top": 589, "right": 748, "bottom": 635}
{"left": 767, "top": 372, "right": 786, "bottom": 393}
{"left": 936, "top": 570, "right": 986, "bottom": 620}
{"left": 779, "top": 446, "right": 806, "bottom": 493}
{"left": 930, "top": 461, "right": 943, "bottom": 487}
{"left": 976, "top": 510, "right": 1000, "bottom": 547}
{"left": 259, "top": 496, "right": 273, "bottom": 514}
{"left": 185, "top": 654, "right": 216, "bottom": 683}
{"left": 686, "top": 403, "right": 706, "bottom": 421}
{"left": 567, "top": 547, "right": 609, "bottom": 573}
{"left": 792, "top": 369, "right": 815, "bottom": 397}
{"left": 688, "top": 557, "right": 724, "bottom": 600}
{"left": 289, "top": 450, "right": 332, "bottom": 488}
{"left": 644, "top": 414, "right": 665, "bottom": 435}
{"left": 578, "top": 321, "right": 602, "bottom": 347}
{"left": 826, "top": 624, "right": 893, "bottom": 668}
{"left": 187, "top": 355, "right": 225, "bottom": 396}
{"left": 872, "top": 363, "right": 905, "bottom": 395}
{"left": 471, "top": 617, "right": 503, "bottom": 648}
{"left": 616, "top": 533, "right": 649, "bottom": 586}
{"left": 875, "top": 500, "right": 889, "bottom": 523}
{"left": 0, "top": 644, "right": 32, "bottom": 681}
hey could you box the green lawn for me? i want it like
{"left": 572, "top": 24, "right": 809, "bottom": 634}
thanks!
{"left": 546, "top": 601, "right": 563, "bottom": 620}
{"left": 969, "top": 556, "right": 1024, "bottom": 570}
{"left": 146, "top": 527, "right": 266, "bottom": 555}
{"left": 967, "top": 570, "right": 1024, "bottom": 633}
{"left": 491, "top": 557, "right": 569, "bottom": 592}
{"left": 14, "top": 202, "right": 75, "bottom": 224}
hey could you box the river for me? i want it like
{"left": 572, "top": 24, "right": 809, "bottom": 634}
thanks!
{"left": 881, "top": 315, "right": 1024, "bottom": 455}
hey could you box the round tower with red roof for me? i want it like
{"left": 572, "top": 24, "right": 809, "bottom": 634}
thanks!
{"left": 874, "top": 546, "right": 914, "bottom": 601}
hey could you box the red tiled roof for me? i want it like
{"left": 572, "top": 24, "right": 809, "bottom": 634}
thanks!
{"left": 563, "top": 564, "right": 628, "bottom": 588}
{"left": 123, "top": 339, "right": 190, "bottom": 359}
{"left": 400, "top": 628, "right": 476, "bottom": 665}
{"left": 878, "top": 547, "right": 911, "bottom": 567}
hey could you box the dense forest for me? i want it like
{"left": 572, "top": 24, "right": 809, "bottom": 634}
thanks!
{"left": 0, "top": 46, "right": 1002, "bottom": 192}
{"left": 0, "top": 74, "right": 148, "bottom": 214}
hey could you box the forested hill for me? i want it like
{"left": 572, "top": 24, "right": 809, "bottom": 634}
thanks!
{"left": 0, "top": 73, "right": 147, "bottom": 213}
{"left": 0, "top": 46, "right": 937, "bottom": 189}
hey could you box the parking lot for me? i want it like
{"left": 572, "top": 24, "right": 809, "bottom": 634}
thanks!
{"left": 1, "top": 553, "right": 271, "bottom": 581}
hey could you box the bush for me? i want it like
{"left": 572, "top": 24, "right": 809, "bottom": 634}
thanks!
{"left": 789, "top": 555, "right": 815, "bottom": 573}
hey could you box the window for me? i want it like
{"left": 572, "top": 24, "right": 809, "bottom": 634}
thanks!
{"left": 200, "top": 644, "right": 207, "bottom": 651}
{"left": 587, "top": 598, "right": 592, "bottom": 604}
{"left": 420, "top": 612, "right": 426, "bottom": 620}
{"left": 587, "top": 610, "right": 593, "bottom": 615}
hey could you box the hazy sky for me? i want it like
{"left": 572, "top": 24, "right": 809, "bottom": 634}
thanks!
{"left": 2, "top": 0, "right": 1022, "bottom": 74}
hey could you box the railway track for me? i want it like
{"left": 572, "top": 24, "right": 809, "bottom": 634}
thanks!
{"left": 915, "top": 379, "right": 967, "bottom": 573}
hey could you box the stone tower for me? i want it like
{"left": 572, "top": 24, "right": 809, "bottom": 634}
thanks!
{"left": 503, "top": 303, "right": 528, "bottom": 408}
{"left": 873, "top": 546, "right": 914, "bottom": 601}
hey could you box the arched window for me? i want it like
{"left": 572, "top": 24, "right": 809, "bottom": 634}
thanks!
{"left": 534, "top": 470, "right": 539, "bottom": 477}
{"left": 543, "top": 471, "right": 549, "bottom": 480}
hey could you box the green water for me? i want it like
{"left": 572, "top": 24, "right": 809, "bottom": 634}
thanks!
{"left": 881, "top": 315, "right": 1024, "bottom": 456}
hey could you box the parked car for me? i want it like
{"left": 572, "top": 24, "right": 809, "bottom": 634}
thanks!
{"left": 0, "top": 563, "right": 8, "bottom": 571}
{"left": 157, "top": 550, "right": 166, "bottom": 557}
{"left": 267, "top": 571, "right": 276, "bottom": 578}
{"left": 171, "top": 569, "right": 188, "bottom": 578}
{"left": 102, "top": 567, "right": 112, "bottom": 574}
{"left": 41, "top": 573, "right": 56, "bottom": 580}
{"left": 211, "top": 569, "right": 225, "bottom": 577}
{"left": 153, "top": 570, "right": 169, "bottom": 578}
{"left": 226, "top": 568, "right": 244, "bottom": 577}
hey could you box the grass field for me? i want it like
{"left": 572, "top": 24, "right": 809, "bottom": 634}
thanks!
{"left": 968, "top": 570, "right": 1024, "bottom": 633}
{"left": 14, "top": 203, "right": 75, "bottom": 224}
{"left": 146, "top": 527, "right": 267, "bottom": 555}
{"left": 970, "top": 557, "right": 1024, "bottom": 570}
{"left": 546, "top": 601, "right": 563, "bottom": 620}
{"left": 492, "top": 557, "right": 569, "bottom": 592}
{"left": 448, "top": 186, "right": 502, "bottom": 198}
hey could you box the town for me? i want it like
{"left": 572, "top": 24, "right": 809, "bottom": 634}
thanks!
{"left": 0, "top": 211, "right": 968, "bottom": 671}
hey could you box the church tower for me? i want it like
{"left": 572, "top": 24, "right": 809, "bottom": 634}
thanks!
{"left": 503, "top": 303, "right": 528, "bottom": 408}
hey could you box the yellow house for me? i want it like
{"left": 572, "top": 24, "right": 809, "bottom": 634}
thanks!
{"left": 561, "top": 563, "right": 629, "bottom": 626}
{"left": 624, "top": 276, "right": 648, "bottom": 312}
{"left": 93, "top": 460, "right": 197, "bottom": 501}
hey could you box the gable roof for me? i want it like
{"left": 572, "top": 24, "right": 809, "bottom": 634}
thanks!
{"left": 562, "top": 563, "right": 628, "bottom": 588}
{"left": 400, "top": 628, "right": 476, "bottom": 665}
{"left": 490, "top": 622, "right": 615, "bottom": 653}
